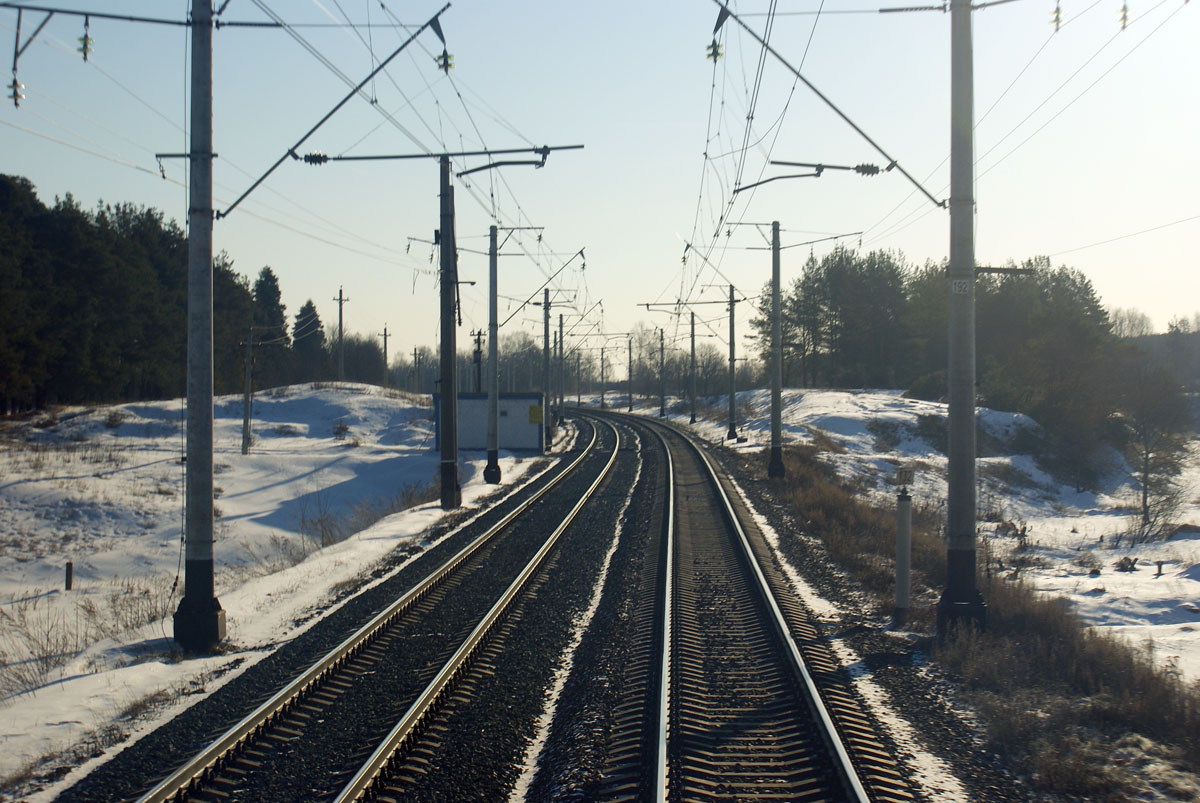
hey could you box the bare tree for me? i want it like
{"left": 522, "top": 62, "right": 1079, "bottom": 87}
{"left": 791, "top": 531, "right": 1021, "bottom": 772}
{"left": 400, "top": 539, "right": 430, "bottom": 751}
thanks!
{"left": 1108, "top": 307, "right": 1155, "bottom": 339}
{"left": 1117, "top": 355, "right": 1192, "bottom": 545}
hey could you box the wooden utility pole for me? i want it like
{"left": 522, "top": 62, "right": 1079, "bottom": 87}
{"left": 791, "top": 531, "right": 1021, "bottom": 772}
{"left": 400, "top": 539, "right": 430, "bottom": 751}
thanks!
{"left": 334, "top": 286, "right": 349, "bottom": 381}
{"left": 379, "top": 325, "right": 389, "bottom": 388}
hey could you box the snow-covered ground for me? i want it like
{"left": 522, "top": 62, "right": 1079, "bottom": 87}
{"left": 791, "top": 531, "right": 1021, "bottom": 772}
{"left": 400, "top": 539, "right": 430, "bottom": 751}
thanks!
{"left": 673, "top": 388, "right": 1200, "bottom": 682}
{"left": 2, "top": 383, "right": 1197, "bottom": 798}
{"left": 0, "top": 383, "right": 546, "bottom": 794}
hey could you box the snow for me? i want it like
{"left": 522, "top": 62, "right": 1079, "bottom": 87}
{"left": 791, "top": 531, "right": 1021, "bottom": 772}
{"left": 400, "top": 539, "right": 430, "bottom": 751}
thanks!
{"left": 0, "top": 383, "right": 545, "bottom": 795}
{"left": 665, "top": 387, "right": 1200, "bottom": 683}
{"left": 2, "top": 383, "right": 1198, "bottom": 798}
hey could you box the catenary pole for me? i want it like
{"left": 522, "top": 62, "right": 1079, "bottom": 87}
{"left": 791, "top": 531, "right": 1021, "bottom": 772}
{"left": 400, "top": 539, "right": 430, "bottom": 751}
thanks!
{"left": 690, "top": 311, "right": 697, "bottom": 424}
{"left": 659, "top": 327, "right": 665, "bottom": 417}
{"left": 438, "top": 155, "right": 461, "bottom": 508}
{"left": 241, "top": 330, "right": 252, "bottom": 455}
{"left": 727, "top": 284, "right": 737, "bottom": 441}
{"left": 484, "top": 225, "right": 500, "bottom": 483}
{"left": 174, "top": 0, "right": 224, "bottom": 652}
{"left": 627, "top": 338, "right": 633, "bottom": 412}
{"left": 940, "top": 0, "right": 986, "bottom": 635}
{"left": 542, "top": 289, "right": 551, "bottom": 448}
{"left": 769, "top": 220, "right": 785, "bottom": 477}
{"left": 557, "top": 313, "right": 564, "bottom": 425}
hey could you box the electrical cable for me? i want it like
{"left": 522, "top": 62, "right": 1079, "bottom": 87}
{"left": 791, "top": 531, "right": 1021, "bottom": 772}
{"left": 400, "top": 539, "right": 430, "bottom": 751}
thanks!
{"left": 1047, "top": 212, "right": 1200, "bottom": 256}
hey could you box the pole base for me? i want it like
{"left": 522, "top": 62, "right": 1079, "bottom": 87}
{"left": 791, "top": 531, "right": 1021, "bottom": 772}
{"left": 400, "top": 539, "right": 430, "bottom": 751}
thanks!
{"left": 726, "top": 426, "right": 738, "bottom": 441}
{"left": 173, "top": 595, "right": 226, "bottom": 653}
{"left": 767, "top": 446, "right": 785, "bottom": 478}
{"left": 936, "top": 592, "right": 987, "bottom": 642}
{"left": 484, "top": 450, "right": 501, "bottom": 484}
{"left": 892, "top": 607, "right": 909, "bottom": 628}
{"left": 440, "top": 461, "right": 461, "bottom": 509}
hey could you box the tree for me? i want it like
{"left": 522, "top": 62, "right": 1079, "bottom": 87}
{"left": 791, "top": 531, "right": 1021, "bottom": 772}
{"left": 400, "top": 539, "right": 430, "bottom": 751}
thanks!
{"left": 252, "top": 267, "right": 288, "bottom": 388}
{"left": 978, "top": 263, "right": 1120, "bottom": 490}
{"left": 1109, "top": 307, "right": 1154, "bottom": 339}
{"left": 1117, "top": 352, "right": 1192, "bottom": 544}
{"left": 291, "top": 299, "right": 329, "bottom": 382}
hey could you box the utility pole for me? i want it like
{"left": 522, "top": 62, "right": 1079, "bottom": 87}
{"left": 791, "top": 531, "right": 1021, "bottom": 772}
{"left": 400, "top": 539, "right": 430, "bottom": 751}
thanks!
{"left": 600, "top": 349, "right": 606, "bottom": 408}
{"left": 379, "top": 325, "right": 389, "bottom": 388}
{"left": 334, "top": 286, "right": 349, "bottom": 382}
{"left": 727, "top": 284, "right": 738, "bottom": 441}
{"left": 241, "top": 329, "right": 253, "bottom": 456}
{"left": 659, "top": 327, "right": 666, "bottom": 417}
{"left": 690, "top": 311, "right": 697, "bottom": 424}
{"left": 940, "top": 0, "right": 987, "bottom": 635}
{"left": 174, "top": 0, "right": 224, "bottom": 652}
{"left": 413, "top": 347, "right": 422, "bottom": 393}
{"left": 471, "top": 329, "right": 484, "bottom": 393}
{"left": 627, "top": 338, "right": 633, "bottom": 413}
{"left": 576, "top": 351, "right": 581, "bottom": 406}
{"left": 438, "top": 155, "right": 461, "bottom": 509}
{"left": 542, "top": 289, "right": 551, "bottom": 447}
{"left": 769, "top": 220, "right": 785, "bottom": 478}
{"left": 557, "top": 313, "right": 564, "bottom": 425}
{"left": 484, "top": 225, "right": 501, "bottom": 484}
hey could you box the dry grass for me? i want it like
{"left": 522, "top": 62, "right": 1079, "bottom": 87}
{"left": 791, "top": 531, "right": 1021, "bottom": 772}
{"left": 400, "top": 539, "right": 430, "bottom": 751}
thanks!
{"left": 768, "top": 444, "right": 1200, "bottom": 799}
{"left": 0, "top": 576, "right": 176, "bottom": 699}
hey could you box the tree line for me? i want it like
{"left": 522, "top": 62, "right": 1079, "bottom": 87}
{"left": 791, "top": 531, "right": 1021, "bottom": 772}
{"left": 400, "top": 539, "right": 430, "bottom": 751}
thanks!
{"left": 0, "top": 174, "right": 396, "bottom": 411}
{"left": 745, "top": 247, "right": 1195, "bottom": 538}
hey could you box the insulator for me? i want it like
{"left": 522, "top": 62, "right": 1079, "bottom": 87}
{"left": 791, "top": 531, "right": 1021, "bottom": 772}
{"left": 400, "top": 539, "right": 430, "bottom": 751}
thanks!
{"left": 302, "top": 152, "right": 328, "bottom": 165}
{"left": 706, "top": 40, "right": 724, "bottom": 61}
{"left": 855, "top": 163, "right": 881, "bottom": 175}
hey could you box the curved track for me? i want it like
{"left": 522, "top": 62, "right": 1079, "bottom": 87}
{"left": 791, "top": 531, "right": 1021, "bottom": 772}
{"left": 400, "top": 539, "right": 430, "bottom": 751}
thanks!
{"left": 573, "top": 412, "right": 914, "bottom": 803}
{"left": 138, "top": 418, "right": 619, "bottom": 802}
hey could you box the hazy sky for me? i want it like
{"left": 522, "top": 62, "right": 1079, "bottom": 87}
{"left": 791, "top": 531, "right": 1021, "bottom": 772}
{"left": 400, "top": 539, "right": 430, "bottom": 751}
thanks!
{"left": 3, "top": 0, "right": 1196, "bottom": 371}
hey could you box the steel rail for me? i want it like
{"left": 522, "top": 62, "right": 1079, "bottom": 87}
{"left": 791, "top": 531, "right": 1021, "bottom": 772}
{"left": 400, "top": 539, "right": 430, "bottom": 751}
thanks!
{"left": 642, "top": 417, "right": 871, "bottom": 803}
{"left": 137, "top": 423, "right": 600, "bottom": 803}
{"left": 336, "top": 417, "right": 622, "bottom": 801}
{"left": 654, "top": 424, "right": 674, "bottom": 803}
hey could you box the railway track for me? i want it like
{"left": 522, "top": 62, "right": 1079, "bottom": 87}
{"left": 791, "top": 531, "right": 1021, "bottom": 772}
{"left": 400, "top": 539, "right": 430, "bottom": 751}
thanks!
{"left": 68, "top": 410, "right": 916, "bottom": 802}
{"left": 135, "top": 417, "right": 620, "bottom": 802}
{"left": 555, "top": 412, "right": 915, "bottom": 802}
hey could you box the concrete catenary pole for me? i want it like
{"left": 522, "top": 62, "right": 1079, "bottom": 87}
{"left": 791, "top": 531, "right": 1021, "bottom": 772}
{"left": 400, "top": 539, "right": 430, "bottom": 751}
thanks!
{"left": 727, "top": 284, "right": 737, "bottom": 441}
{"left": 484, "top": 225, "right": 501, "bottom": 484}
{"left": 600, "top": 349, "right": 606, "bottom": 408}
{"left": 174, "top": 0, "right": 225, "bottom": 652}
{"left": 690, "top": 310, "right": 697, "bottom": 424}
{"left": 438, "top": 155, "right": 461, "bottom": 509}
{"left": 557, "top": 313, "right": 564, "bottom": 425}
{"left": 769, "top": 220, "right": 785, "bottom": 477}
{"left": 241, "top": 330, "right": 252, "bottom": 456}
{"left": 627, "top": 337, "right": 633, "bottom": 413}
{"left": 939, "top": 0, "right": 986, "bottom": 636}
{"left": 542, "top": 289, "right": 551, "bottom": 448}
{"left": 659, "top": 327, "right": 665, "bottom": 417}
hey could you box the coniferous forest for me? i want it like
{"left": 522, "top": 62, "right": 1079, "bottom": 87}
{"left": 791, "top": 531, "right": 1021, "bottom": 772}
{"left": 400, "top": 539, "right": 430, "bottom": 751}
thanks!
{"left": 0, "top": 174, "right": 375, "bottom": 411}
{"left": 3, "top": 172, "right": 1195, "bottom": 502}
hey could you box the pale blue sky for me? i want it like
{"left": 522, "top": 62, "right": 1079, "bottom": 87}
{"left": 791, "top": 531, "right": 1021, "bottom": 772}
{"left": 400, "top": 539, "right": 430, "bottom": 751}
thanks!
{"left": 3, "top": 0, "right": 1196, "bottom": 371}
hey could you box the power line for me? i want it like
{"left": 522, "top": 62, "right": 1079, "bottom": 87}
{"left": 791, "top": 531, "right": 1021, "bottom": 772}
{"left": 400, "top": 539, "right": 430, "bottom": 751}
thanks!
{"left": 1048, "top": 212, "right": 1200, "bottom": 257}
